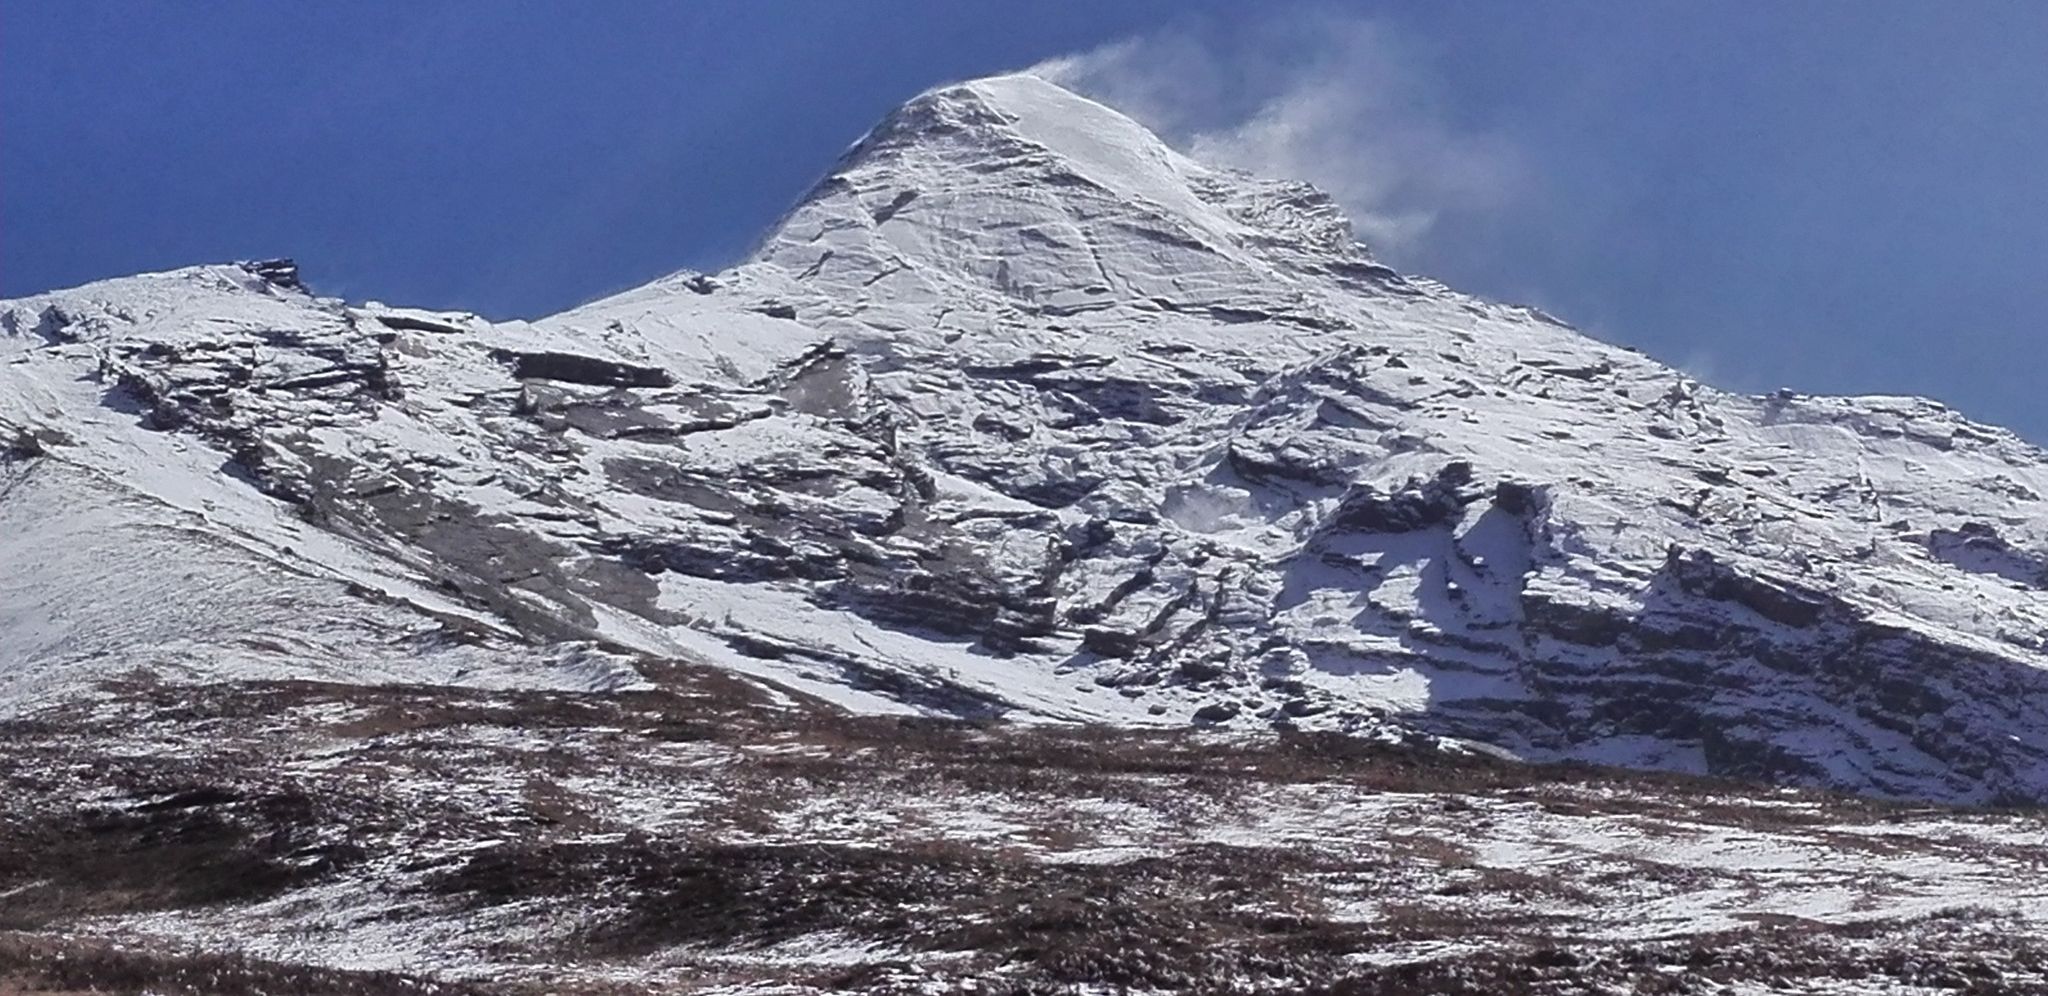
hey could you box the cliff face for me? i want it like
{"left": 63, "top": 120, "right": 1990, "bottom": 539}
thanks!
{"left": 5, "top": 74, "right": 2047, "bottom": 804}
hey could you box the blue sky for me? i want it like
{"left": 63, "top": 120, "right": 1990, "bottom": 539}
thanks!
{"left": 5, "top": 1, "right": 2044, "bottom": 441}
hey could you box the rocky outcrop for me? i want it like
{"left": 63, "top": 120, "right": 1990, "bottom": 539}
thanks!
{"left": 1925, "top": 522, "right": 2048, "bottom": 589}
{"left": 496, "top": 349, "right": 676, "bottom": 388}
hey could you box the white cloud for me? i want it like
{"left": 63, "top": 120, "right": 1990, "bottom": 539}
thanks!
{"left": 1029, "top": 15, "right": 1525, "bottom": 258}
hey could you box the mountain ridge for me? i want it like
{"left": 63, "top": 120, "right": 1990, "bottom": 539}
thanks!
{"left": 3, "top": 73, "right": 2046, "bottom": 805}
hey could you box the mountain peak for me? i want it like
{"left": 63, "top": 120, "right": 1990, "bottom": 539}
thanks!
{"left": 10, "top": 63, "right": 2048, "bottom": 820}
{"left": 749, "top": 73, "right": 1383, "bottom": 312}
{"left": 858, "top": 73, "right": 1213, "bottom": 216}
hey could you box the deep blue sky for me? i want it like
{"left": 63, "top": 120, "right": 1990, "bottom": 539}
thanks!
{"left": 5, "top": 2, "right": 2044, "bottom": 442}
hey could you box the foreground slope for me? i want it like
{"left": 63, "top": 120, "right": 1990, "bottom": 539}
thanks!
{"left": 3, "top": 74, "right": 2046, "bottom": 806}
{"left": 5, "top": 675, "right": 2046, "bottom": 994}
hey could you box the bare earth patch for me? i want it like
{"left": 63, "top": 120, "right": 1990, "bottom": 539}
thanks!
{"left": 2, "top": 668, "right": 2044, "bottom": 994}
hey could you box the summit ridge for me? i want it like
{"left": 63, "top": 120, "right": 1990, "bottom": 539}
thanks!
{"left": 753, "top": 73, "right": 1391, "bottom": 322}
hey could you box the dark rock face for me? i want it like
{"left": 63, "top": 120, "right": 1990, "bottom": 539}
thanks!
{"left": 1322, "top": 463, "right": 1476, "bottom": 536}
{"left": 1491, "top": 481, "right": 1548, "bottom": 517}
{"left": 497, "top": 350, "right": 675, "bottom": 388}
{"left": 1661, "top": 547, "right": 1832, "bottom": 629}
{"left": 374, "top": 313, "right": 467, "bottom": 335}
{"left": 833, "top": 565, "right": 1059, "bottom": 653}
{"left": 238, "top": 258, "right": 302, "bottom": 290}
{"left": 1499, "top": 546, "right": 2048, "bottom": 804}
{"left": 1226, "top": 436, "right": 1354, "bottom": 488}
{"left": 1925, "top": 522, "right": 2048, "bottom": 589}
{"left": 75, "top": 302, "right": 396, "bottom": 504}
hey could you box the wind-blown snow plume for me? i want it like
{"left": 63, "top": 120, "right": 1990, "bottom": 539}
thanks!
{"left": 1031, "top": 15, "right": 1525, "bottom": 256}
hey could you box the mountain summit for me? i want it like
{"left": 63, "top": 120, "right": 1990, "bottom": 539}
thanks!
{"left": 4, "top": 74, "right": 2047, "bottom": 806}
{"left": 755, "top": 74, "right": 1385, "bottom": 312}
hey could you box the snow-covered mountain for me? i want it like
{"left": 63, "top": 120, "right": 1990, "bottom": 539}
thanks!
{"left": 5, "top": 73, "right": 2046, "bottom": 805}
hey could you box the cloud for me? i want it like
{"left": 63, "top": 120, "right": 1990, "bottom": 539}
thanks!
{"left": 1029, "top": 15, "right": 1525, "bottom": 259}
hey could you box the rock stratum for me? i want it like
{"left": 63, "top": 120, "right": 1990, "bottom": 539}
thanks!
{"left": 3, "top": 74, "right": 2047, "bottom": 993}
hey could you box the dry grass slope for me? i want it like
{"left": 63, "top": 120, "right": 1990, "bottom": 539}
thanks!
{"left": 2, "top": 666, "right": 2044, "bottom": 993}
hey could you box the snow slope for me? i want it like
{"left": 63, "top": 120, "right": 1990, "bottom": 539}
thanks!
{"left": 4, "top": 74, "right": 2046, "bottom": 803}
